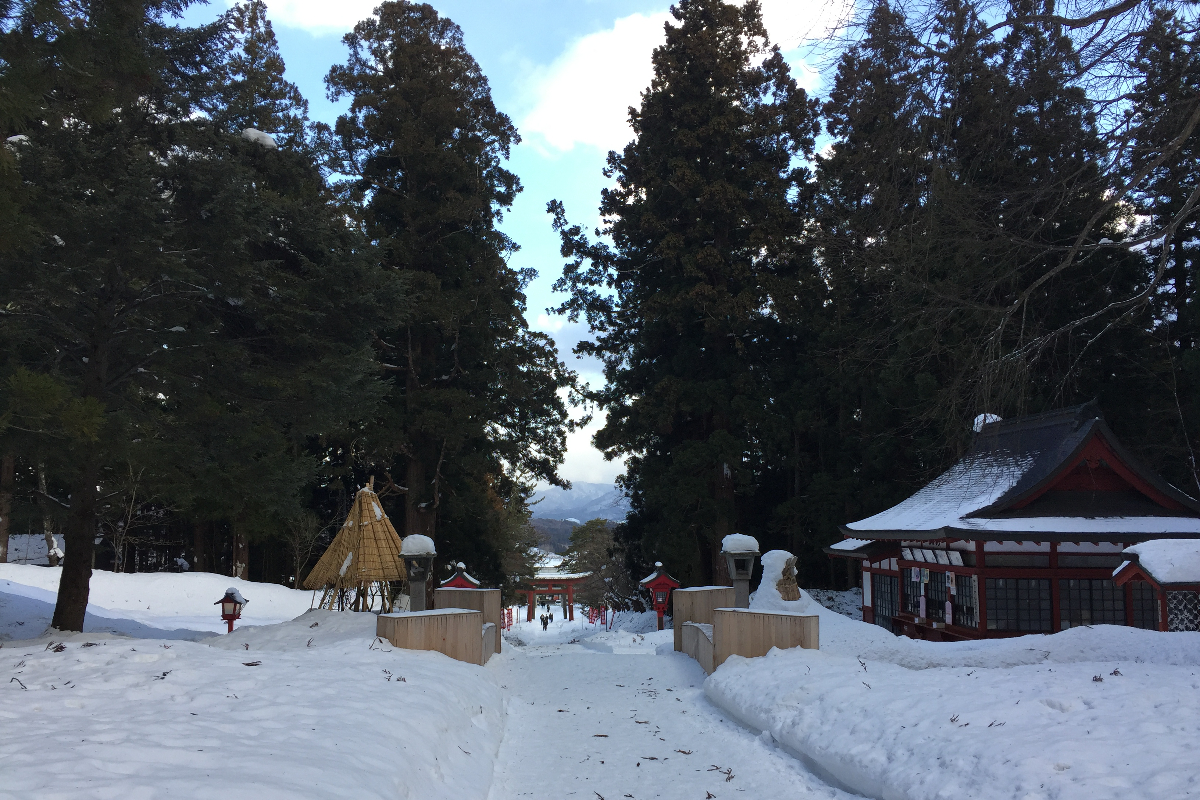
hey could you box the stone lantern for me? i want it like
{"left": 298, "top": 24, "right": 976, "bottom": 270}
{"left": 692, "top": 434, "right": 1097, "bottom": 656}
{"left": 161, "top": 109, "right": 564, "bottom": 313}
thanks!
{"left": 401, "top": 535, "right": 437, "bottom": 612}
{"left": 720, "top": 534, "right": 760, "bottom": 609}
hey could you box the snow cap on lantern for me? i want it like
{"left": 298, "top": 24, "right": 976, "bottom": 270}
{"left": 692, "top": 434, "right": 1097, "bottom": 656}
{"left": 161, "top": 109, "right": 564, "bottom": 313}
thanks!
{"left": 402, "top": 535, "right": 437, "bottom": 611}
{"left": 720, "top": 534, "right": 760, "bottom": 609}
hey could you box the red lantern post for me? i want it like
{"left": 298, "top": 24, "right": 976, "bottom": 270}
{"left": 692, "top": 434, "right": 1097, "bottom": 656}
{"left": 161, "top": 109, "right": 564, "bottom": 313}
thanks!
{"left": 639, "top": 562, "right": 680, "bottom": 631}
{"left": 215, "top": 588, "right": 247, "bottom": 633}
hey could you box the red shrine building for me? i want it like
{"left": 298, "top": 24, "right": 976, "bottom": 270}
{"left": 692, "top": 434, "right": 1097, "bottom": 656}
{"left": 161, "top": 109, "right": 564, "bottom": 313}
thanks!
{"left": 827, "top": 403, "right": 1200, "bottom": 639}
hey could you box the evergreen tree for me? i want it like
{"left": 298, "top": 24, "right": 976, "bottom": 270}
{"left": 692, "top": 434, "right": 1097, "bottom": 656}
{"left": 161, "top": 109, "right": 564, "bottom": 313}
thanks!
{"left": 324, "top": 1, "right": 573, "bottom": 574}
{"left": 560, "top": 519, "right": 640, "bottom": 609}
{"left": 552, "top": 0, "right": 817, "bottom": 585}
{"left": 1126, "top": 9, "right": 1200, "bottom": 493}
{"left": 0, "top": 0, "right": 402, "bottom": 627}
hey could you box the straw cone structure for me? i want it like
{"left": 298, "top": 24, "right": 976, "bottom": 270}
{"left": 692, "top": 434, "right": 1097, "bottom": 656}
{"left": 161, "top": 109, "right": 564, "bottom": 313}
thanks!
{"left": 304, "top": 484, "right": 407, "bottom": 612}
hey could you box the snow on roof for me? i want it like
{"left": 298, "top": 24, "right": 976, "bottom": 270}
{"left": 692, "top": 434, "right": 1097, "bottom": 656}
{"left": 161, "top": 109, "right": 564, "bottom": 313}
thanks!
{"left": 721, "top": 534, "right": 759, "bottom": 553}
{"left": 955, "top": 516, "right": 1200, "bottom": 535}
{"left": 846, "top": 454, "right": 1032, "bottom": 532}
{"left": 401, "top": 535, "right": 436, "bottom": 556}
{"left": 829, "top": 538, "right": 874, "bottom": 552}
{"left": 640, "top": 562, "right": 664, "bottom": 585}
{"left": 1123, "top": 539, "right": 1200, "bottom": 584}
{"left": 847, "top": 403, "right": 1200, "bottom": 535}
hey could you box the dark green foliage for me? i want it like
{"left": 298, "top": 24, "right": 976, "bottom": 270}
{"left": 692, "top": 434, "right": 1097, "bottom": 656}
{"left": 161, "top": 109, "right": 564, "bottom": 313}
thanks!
{"left": 561, "top": 518, "right": 641, "bottom": 609}
{"left": 553, "top": 0, "right": 818, "bottom": 586}
{"left": 558, "top": 0, "right": 1200, "bottom": 589}
{"left": 0, "top": 0, "right": 405, "bottom": 628}
{"left": 323, "top": 2, "right": 574, "bottom": 581}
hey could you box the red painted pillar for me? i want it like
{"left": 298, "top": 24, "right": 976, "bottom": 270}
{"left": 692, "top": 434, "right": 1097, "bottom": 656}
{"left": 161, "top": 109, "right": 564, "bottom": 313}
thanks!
{"left": 527, "top": 589, "right": 536, "bottom": 622}
{"left": 567, "top": 584, "right": 575, "bottom": 621}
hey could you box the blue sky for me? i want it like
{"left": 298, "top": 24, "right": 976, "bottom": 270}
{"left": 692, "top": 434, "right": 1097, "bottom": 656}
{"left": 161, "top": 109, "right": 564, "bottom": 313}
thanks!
{"left": 182, "top": 0, "right": 841, "bottom": 484}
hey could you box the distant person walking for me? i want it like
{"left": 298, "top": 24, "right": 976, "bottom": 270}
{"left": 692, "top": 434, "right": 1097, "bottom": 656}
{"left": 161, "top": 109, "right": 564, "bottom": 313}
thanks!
{"left": 540, "top": 614, "right": 549, "bottom": 631}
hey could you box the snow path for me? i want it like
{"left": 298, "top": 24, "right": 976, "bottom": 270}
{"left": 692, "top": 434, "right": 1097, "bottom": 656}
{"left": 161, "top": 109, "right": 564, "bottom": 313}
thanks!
{"left": 486, "top": 618, "right": 854, "bottom": 800}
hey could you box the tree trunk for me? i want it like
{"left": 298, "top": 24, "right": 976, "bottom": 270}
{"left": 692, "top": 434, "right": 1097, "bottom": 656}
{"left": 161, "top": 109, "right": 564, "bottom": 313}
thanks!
{"left": 710, "top": 460, "right": 734, "bottom": 586}
{"left": 0, "top": 454, "right": 13, "bottom": 563}
{"left": 192, "top": 521, "right": 206, "bottom": 572}
{"left": 51, "top": 461, "right": 100, "bottom": 631}
{"left": 38, "top": 463, "right": 59, "bottom": 567}
{"left": 405, "top": 455, "right": 437, "bottom": 540}
{"left": 232, "top": 523, "right": 248, "bottom": 579}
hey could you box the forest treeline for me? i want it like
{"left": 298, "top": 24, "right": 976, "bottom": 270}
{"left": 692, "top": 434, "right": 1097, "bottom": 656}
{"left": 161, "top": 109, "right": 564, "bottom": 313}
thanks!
{"left": 1, "top": 0, "right": 1198, "bottom": 628}
{"left": 0, "top": 0, "right": 572, "bottom": 629}
{"left": 552, "top": 0, "right": 1200, "bottom": 590}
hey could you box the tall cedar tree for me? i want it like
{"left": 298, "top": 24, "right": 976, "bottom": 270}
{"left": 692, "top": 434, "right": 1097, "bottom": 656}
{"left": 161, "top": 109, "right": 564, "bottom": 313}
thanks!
{"left": 325, "top": 2, "right": 573, "bottom": 582}
{"left": 1127, "top": 10, "right": 1200, "bottom": 494}
{"left": 0, "top": 0, "right": 402, "bottom": 627}
{"left": 552, "top": 0, "right": 817, "bottom": 586}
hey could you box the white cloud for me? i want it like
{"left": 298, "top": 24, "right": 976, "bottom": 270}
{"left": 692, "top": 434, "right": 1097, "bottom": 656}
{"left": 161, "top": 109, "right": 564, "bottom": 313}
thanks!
{"left": 521, "top": 1, "right": 846, "bottom": 154}
{"left": 522, "top": 11, "right": 670, "bottom": 154}
{"left": 757, "top": 0, "right": 853, "bottom": 52}
{"left": 559, "top": 413, "right": 626, "bottom": 484}
{"left": 534, "top": 312, "right": 566, "bottom": 333}
{"left": 237, "top": 0, "right": 375, "bottom": 33}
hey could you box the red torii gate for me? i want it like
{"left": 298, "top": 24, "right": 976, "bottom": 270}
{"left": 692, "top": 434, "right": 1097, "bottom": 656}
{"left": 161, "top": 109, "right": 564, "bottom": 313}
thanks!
{"left": 524, "top": 574, "right": 588, "bottom": 622}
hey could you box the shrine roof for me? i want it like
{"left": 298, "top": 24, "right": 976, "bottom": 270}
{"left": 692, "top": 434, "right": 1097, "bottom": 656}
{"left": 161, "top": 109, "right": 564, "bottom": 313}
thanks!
{"left": 1116, "top": 539, "right": 1200, "bottom": 586}
{"left": 844, "top": 403, "right": 1200, "bottom": 539}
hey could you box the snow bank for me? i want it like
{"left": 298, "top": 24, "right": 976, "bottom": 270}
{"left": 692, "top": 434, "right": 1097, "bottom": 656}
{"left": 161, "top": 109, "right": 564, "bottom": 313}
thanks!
{"left": 0, "top": 564, "right": 314, "bottom": 640}
{"left": 721, "top": 533, "right": 759, "bottom": 552}
{"left": 0, "top": 611, "right": 503, "bottom": 800}
{"left": 707, "top": 600, "right": 1200, "bottom": 800}
{"left": 1124, "top": 538, "right": 1200, "bottom": 583}
{"left": 402, "top": 534, "right": 436, "bottom": 555}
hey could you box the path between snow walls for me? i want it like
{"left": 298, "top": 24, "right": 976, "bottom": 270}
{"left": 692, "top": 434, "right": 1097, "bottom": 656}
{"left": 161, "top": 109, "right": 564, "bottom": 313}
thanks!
{"left": 705, "top": 597, "right": 1200, "bottom": 800}
{"left": 484, "top": 612, "right": 856, "bottom": 800}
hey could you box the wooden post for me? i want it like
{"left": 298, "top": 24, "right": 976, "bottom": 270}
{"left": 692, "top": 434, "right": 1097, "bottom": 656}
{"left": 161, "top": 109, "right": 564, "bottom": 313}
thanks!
{"left": 566, "top": 583, "right": 575, "bottom": 621}
{"left": 527, "top": 590, "right": 536, "bottom": 622}
{"left": 976, "top": 541, "right": 987, "bottom": 634}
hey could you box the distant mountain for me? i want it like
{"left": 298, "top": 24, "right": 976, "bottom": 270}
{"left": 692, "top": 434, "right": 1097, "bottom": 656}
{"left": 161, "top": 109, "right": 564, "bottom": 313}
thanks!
{"left": 529, "top": 481, "right": 630, "bottom": 523}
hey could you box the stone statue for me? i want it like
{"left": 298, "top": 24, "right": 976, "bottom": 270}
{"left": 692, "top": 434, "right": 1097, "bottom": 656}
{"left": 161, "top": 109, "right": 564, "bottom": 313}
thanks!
{"left": 775, "top": 555, "right": 800, "bottom": 601}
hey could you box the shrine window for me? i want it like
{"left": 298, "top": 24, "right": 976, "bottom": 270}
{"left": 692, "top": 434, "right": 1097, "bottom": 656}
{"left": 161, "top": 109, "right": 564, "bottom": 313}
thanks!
{"left": 1130, "top": 581, "right": 1158, "bottom": 630}
{"left": 871, "top": 573, "right": 899, "bottom": 634}
{"left": 904, "top": 569, "right": 922, "bottom": 616}
{"left": 1059, "top": 579, "right": 1124, "bottom": 629}
{"left": 953, "top": 574, "right": 977, "bottom": 628}
{"left": 926, "top": 571, "right": 948, "bottom": 611}
{"left": 986, "top": 578, "right": 1052, "bottom": 632}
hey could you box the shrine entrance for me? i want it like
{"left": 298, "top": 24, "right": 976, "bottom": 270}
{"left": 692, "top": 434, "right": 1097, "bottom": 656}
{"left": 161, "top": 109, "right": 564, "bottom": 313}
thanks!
{"left": 524, "top": 576, "right": 586, "bottom": 622}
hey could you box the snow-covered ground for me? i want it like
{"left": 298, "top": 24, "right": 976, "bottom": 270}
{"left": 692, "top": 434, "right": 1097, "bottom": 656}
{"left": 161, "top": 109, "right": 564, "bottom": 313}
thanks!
{"left": 708, "top": 588, "right": 1200, "bottom": 800}
{"left": 1, "top": 563, "right": 315, "bottom": 639}
{"left": 0, "top": 568, "right": 502, "bottom": 800}
{"left": 5, "top": 563, "right": 1197, "bottom": 799}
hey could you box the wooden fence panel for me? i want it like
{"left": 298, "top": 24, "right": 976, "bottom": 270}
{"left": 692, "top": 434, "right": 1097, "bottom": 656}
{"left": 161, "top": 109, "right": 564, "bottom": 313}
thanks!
{"left": 376, "top": 609, "right": 484, "bottom": 665}
{"left": 434, "top": 588, "right": 503, "bottom": 655}
{"left": 672, "top": 586, "right": 736, "bottom": 652}
{"left": 712, "top": 609, "right": 818, "bottom": 670}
